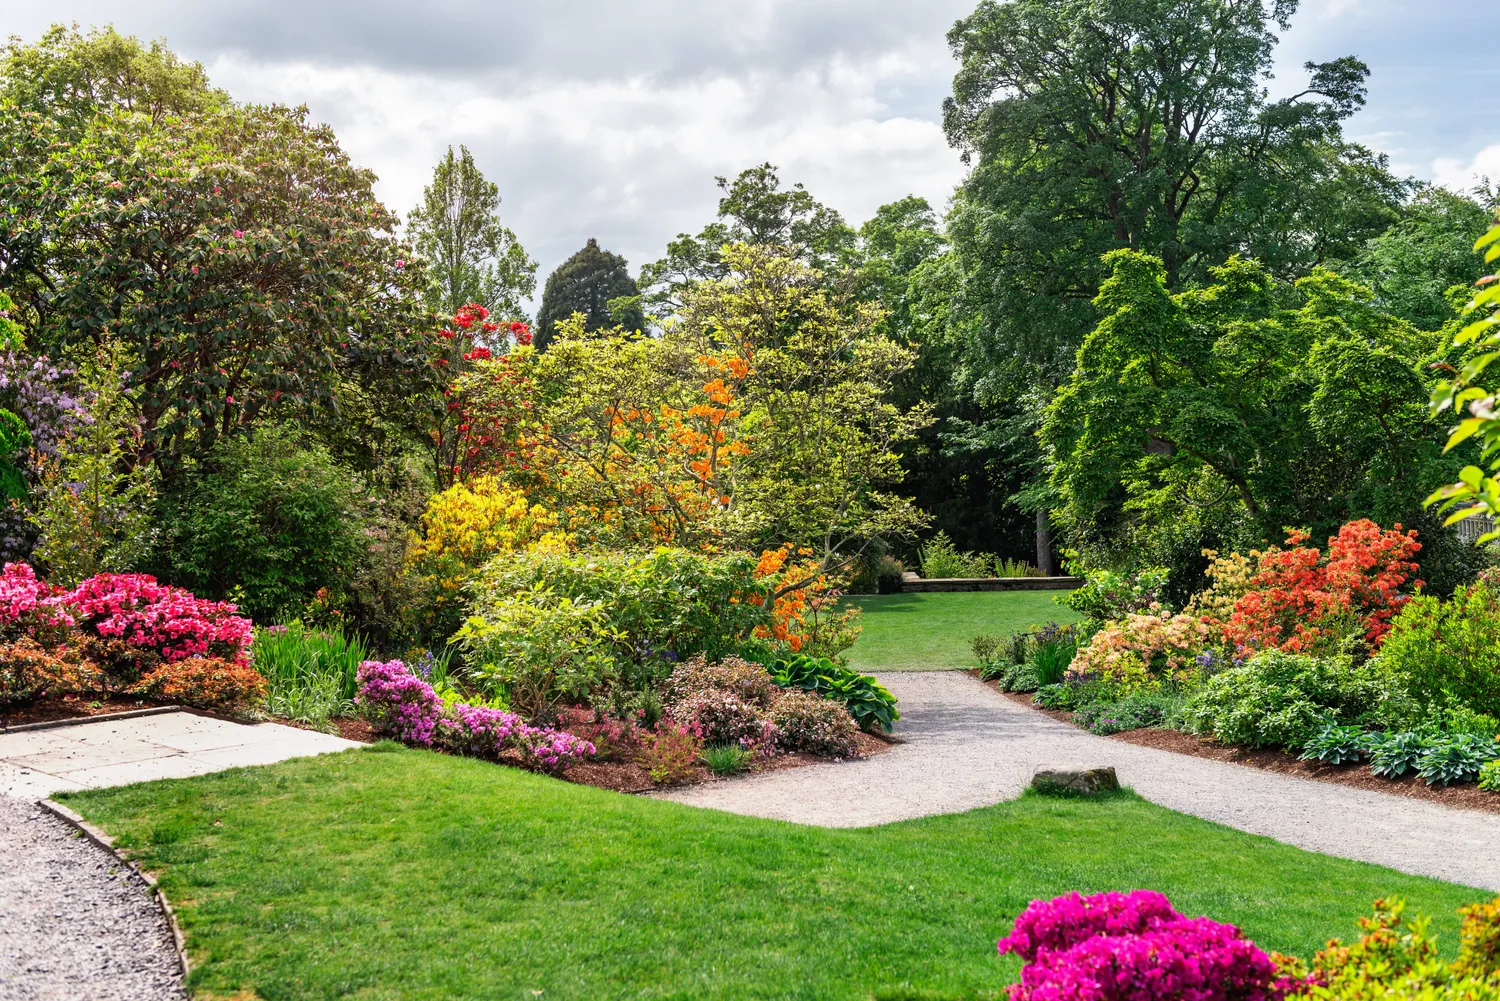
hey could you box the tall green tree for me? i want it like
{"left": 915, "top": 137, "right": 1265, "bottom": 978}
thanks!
{"left": 943, "top": 0, "right": 1405, "bottom": 381}
{"left": 638, "top": 163, "right": 855, "bottom": 319}
{"left": 534, "top": 238, "right": 645, "bottom": 350}
{"left": 407, "top": 145, "right": 536, "bottom": 320}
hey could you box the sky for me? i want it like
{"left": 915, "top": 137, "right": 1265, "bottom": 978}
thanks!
{"left": 1, "top": 0, "right": 1496, "bottom": 309}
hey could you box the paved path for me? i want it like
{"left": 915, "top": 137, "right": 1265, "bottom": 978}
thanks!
{"left": 0, "top": 710, "right": 362, "bottom": 800}
{"left": 661, "top": 671, "right": 1500, "bottom": 891}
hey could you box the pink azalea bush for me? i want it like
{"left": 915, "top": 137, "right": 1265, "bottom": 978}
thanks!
{"left": 0, "top": 563, "right": 72, "bottom": 641}
{"left": 61, "top": 572, "right": 254, "bottom": 663}
{"left": 998, "top": 890, "right": 1286, "bottom": 1001}
{"left": 356, "top": 659, "right": 595, "bottom": 775}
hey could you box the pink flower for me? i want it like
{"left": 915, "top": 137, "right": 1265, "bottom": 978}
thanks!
{"left": 233, "top": 229, "right": 244, "bottom": 238}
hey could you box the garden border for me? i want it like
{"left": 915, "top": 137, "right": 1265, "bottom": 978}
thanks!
{"left": 901, "top": 576, "right": 1083, "bottom": 593}
{"left": 37, "top": 797, "right": 192, "bottom": 980}
{"left": 2, "top": 704, "right": 185, "bottom": 734}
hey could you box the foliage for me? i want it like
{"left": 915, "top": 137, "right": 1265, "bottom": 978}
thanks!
{"left": 0, "top": 638, "right": 96, "bottom": 703}
{"left": 1221, "top": 521, "right": 1422, "bottom": 657}
{"left": 164, "top": 427, "right": 373, "bottom": 623}
{"left": 453, "top": 587, "right": 622, "bottom": 720}
{"left": 639, "top": 723, "right": 702, "bottom": 784}
{"left": 1062, "top": 567, "right": 1170, "bottom": 624}
{"left": 29, "top": 337, "right": 155, "bottom": 586}
{"left": 945, "top": 0, "right": 1402, "bottom": 383}
{"left": 1480, "top": 760, "right": 1500, "bottom": 793}
{"left": 0, "top": 561, "right": 73, "bottom": 646}
{"left": 252, "top": 621, "right": 371, "bottom": 722}
{"left": 535, "top": 238, "right": 645, "bottom": 349}
{"left": 1073, "top": 693, "right": 1179, "bottom": 736}
{"left": 0, "top": 351, "right": 82, "bottom": 560}
{"left": 128, "top": 656, "right": 265, "bottom": 711}
{"left": 469, "top": 548, "right": 775, "bottom": 683}
{"left": 1068, "top": 612, "right": 1216, "bottom": 695}
{"left": 668, "top": 688, "right": 771, "bottom": 747}
{"left": 997, "top": 889, "right": 1284, "bottom": 1001}
{"left": 1416, "top": 734, "right": 1499, "bottom": 787}
{"left": 62, "top": 571, "right": 254, "bottom": 669}
{"left": 0, "top": 99, "right": 426, "bottom": 469}
{"left": 1367, "top": 730, "right": 1438, "bottom": 780}
{"left": 769, "top": 690, "right": 860, "bottom": 757}
{"left": 972, "top": 634, "right": 1004, "bottom": 678}
{"left": 406, "top": 145, "right": 535, "bottom": 320}
{"left": 554, "top": 707, "right": 640, "bottom": 762}
{"left": 769, "top": 653, "right": 899, "bottom": 732}
{"left": 407, "top": 475, "right": 568, "bottom": 639}
{"left": 701, "top": 741, "right": 754, "bottom": 776}
{"left": 919, "top": 531, "right": 991, "bottom": 578}
{"left": 1179, "top": 652, "right": 1396, "bottom": 749}
{"left": 1375, "top": 578, "right": 1500, "bottom": 718}
{"left": 1299, "top": 725, "right": 1374, "bottom": 766}
{"left": 664, "top": 654, "right": 779, "bottom": 710}
{"left": 1351, "top": 185, "right": 1494, "bottom": 329}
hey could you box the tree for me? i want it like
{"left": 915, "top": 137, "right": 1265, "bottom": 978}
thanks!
{"left": 637, "top": 163, "right": 855, "bottom": 319}
{"left": 534, "top": 238, "right": 645, "bottom": 350}
{"left": 0, "top": 102, "right": 428, "bottom": 469}
{"left": 1047, "top": 249, "right": 1469, "bottom": 594}
{"left": 406, "top": 145, "right": 536, "bottom": 320}
{"left": 943, "top": 0, "right": 1405, "bottom": 381}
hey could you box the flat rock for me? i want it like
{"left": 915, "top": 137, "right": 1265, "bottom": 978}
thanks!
{"left": 1031, "top": 765, "right": 1119, "bottom": 795}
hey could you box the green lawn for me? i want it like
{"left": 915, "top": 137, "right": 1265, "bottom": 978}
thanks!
{"left": 844, "top": 591, "right": 1081, "bottom": 671}
{"left": 64, "top": 745, "right": 1483, "bottom": 1001}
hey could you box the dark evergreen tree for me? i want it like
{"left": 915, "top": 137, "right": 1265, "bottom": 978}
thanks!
{"left": 534, "top": 238, "right": 645, "bottom": 350}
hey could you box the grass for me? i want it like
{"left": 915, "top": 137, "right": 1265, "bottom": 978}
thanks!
{"left": 843, "top": 591, "right": 1082, "bottom": 671}
{"left": 63, "top": 745, "right": 1485, "bottom": 1001}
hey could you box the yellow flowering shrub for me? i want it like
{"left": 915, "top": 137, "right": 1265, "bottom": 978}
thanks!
{"left": 407, "top": 476, "right": 570, "bottom": 636}
{"left": 1184, "top": 548, "right": 1258, "bottom": 624}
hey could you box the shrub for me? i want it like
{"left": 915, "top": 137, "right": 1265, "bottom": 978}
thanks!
{"left": 555, "top": 707, "right": 641, "bottom": 761}
{"left": 128, "top": 656, "right": 266, "bottom": 711}
{"left": 769, "top": 653, "right": 899, "bottom": 732}
{"left": 640, "top": 723, "right": 702, "bottom": 784}
{"left": 62, "top": 572, "right": 254, "bottom": 665}
{"left": 469, "top": 548, "right": 775, "bottom": 684}
{"left": 1178, "top": 651, "right": 1393, "bottom": 749}
{"left": 997, "top": 890, "right": 1283, "bottom": 1001}
{"left": 874, "top": 556, "right": 905, "bottom": 594}
{"left": 0, "top": 562, "right": 73, "bottom": 645}
{"left": 1061, "top": 566, "right": 1169, "bottom": 623}
{"left": 972, "top": 633, "right": 1004, "bottom": 677}
{"left": 357, "top": 659, "right": 445, "bottom": 745}
{"left": 669, "top": 688, "right": 770, "bottom": 746}
{"left": 1298, "top": 724, "right": 1373, "bottom": 765}
{"left": 770, "top": 690, "right": 859, "bottom": 757}
{"left": 517, "top": 728, "right": 596, "bottom": 775}
{"left": 454, "top": 587, "right": 622, "bottom": 719}
{"left": 1067, "top": 611, "right": 1215, "bottom": 695}
{"left": 1481, "top": 760, "right": 1500, "bottom": 792}
{"left": 919, "top": 531, "right": 990, "bottom": 578}
{"left": 664, "top": 654, "right": 779, "bottom": 709}
{"left": 1221, "top": 520, "right": 1421, "bottom": 657}
{"left": 1375, "top": 579, "right": 1500, "bottom": 718}
{"left": 0, "top": 639, "right": 97, "bottom": 703}
{"left": 1073, "top": 693, "right": 1177, "bottom": 735}
{"left": 162, "top": 428, "right": 375, "bottom": 623}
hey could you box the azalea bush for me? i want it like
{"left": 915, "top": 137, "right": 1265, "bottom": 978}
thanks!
{"left": 128, "top": 655, "right": 266, "bottom": 711}
{"left": 63, "top": 572, "right": 254, "bottom": 665}
{"left": 0, "top": 639, "right": 96, "bottom": 703}
{"left": 1067, "top": 611, "right": 1217, "bottom": 695}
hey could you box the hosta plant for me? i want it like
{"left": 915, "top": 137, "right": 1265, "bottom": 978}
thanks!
{"left": 1416, "top": 733, "right": 1499, "bottom": 787}
{"left": 770, "top": 653, "right": 898, "bottom": 732}
{"left": 1368, "top": 730, "right": 1434, "bottom": 779}
{"left": 1299, "top": 724, "right": 1373, "bottom": 765}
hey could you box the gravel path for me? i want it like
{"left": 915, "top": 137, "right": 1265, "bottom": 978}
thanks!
{"left": 0, "top": 794, "right": 186, "bottom": 1001}
{"left": 660, "top": 671, "right": 1500, "bottom": 891}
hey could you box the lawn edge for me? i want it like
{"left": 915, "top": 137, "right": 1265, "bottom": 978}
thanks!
{"left": 38, "top": 797, "right": 192, "bottom": 980}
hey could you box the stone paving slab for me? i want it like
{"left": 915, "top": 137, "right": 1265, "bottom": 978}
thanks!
{"left": 659, "top": 671, "right": 1500, "bottom": 892}
{"left": 0, "top": 711, "right": 362, "bottom": 800}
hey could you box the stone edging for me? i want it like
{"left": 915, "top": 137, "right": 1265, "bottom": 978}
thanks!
{"left": 901, "top": 576, "right": 1083, "bottom": 592}
{"left": 2, "top": 705, "right": 185, "bottom": 734}
{"left": 37, "top": 797, "right": 192, "bottom": 980}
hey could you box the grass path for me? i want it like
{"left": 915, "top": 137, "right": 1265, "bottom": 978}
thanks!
{"left": 63, "top": 745, "right": 1483, "bottom": 1001}
{"left": 844, "top": 591, "right": 1080, "bottom": 671}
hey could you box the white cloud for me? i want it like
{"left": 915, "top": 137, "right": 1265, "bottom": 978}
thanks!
{"left": 1432, "top": 144, "right": 1500, "bottom": 194}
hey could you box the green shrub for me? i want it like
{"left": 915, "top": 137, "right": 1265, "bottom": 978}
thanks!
{"left": 162, "top": 427, "right": 370, "bottom": 622}
{"left": 1376, "top": 580, "right": 1500, "bottom": 718}
{"left": 469, "top": 548, "right": 773, "bottom": 685}
{"left": 1061, "top": 566, "right": 1170, "bottom": 623}
{"left": 918, "top": 532, "right": 990, "bottom": 579}
{"left": 454, "top": 587, "right": 623, "bottom": 719}
{"left": 769, "top": 653, "right": 899, "bottom": 732}
{"left": 971, "top": 633, "right": 1004, "bottom": 678}
{"left": 1480, "top": 759, "right": 1500, "bottom": 792}
{"left": 1072, "top": 692, "right": 1177, "bottom": 735}
{"left": 1178, "top": 651, "right": 1396, "bottom": 749}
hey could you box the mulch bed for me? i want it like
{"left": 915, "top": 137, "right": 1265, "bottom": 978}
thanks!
{"left": 0, "top": 694, "right": 174, "bottom": 729}
{"left": 985, "top": 680, "right": 1500, "bottom": 817}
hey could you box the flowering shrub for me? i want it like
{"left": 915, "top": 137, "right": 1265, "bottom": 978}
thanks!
{"left": 62, "top": 572, "right": 254, "bottom": 664}
{"left": 1221, "top": 521, "right": 1421, "bottom": 656}
{"left": 639, "top": 722, "right": 703, "bottom": 784}
{"left": 1062, "top": 567, "right": 1170, "bottom": 623}
{"left": 669, "top": 688, "right": 769, "bottom": 746}
{"left": 0, "top": 563, "right": 73, "bottom": 644}
{"left": 436, "top": 702, "right": 525, "bottom": 756}
{"left": 769, "top": 691, "right": 859, "bottom": 757}
{"left": 358, "top": 659, "right": 445, "bottom": 745}
{"left": 751, "top": 544, "right": 862, "bottom": 659}
{"left": 518, "top": 728, "right": 595, "bottom": 775}
{"left": 555, "top": 706, "right": 641, "bottom": 761}
{"left": 665, "top": 654, "right": 779, "bottom": 709}
{"left": 998, "top": 890, "right": 1286, "bottom": 1001}
{"left": 128, "top": 656, "right": 266, "bottom": 711}
{"left": 0, "top": 639, "right": 98, "bottom": 703}
{"left": 1067, "top": 611, "right": 1216, "bottom": 694}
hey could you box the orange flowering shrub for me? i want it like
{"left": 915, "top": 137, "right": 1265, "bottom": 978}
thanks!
{"left": 128, "top": 656, "right": 266, "bottom": 710}
{"left": 751, "top": 545, "right": 862, "bottom": 659}
{"left": 0, "top": 639, "right": 100, "bottom": 703}
{"left": 1221, "top": 520, "right": 1422, "bottom": 656}
{"left": 1068, "top": 611, "right": 1217, "bottom": 694}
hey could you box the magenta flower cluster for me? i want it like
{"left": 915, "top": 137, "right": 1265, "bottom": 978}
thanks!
{"left": 356, "top": 659, "right": 594, "bottom": 775}
{"left": 61, "top": 572, "right": 254, "bottom": 663}
{"left": 998, "top": 890, "right": 1285, "bottom": 1001}
{"left": 0, "top": 563, "right": 68, "bottom": 631}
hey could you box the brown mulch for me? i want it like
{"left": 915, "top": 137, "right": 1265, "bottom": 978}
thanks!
{"left": 985, "top": 675, "right": 1500, "bottom": 816}
{"left": 0, "top": 694, "right": 173, "bottom": 729}
{"left": 275, "top": 716, "right": 380, "bottom": 744}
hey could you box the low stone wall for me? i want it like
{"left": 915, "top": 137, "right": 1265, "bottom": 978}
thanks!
{"left": 901, "top": 576, "right": 1083, "bottom": 593}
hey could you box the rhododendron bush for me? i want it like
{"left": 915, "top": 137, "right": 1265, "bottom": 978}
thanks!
{"left": 63, "top": 572, "right": 254, "bottom": 664}
{"left": 1068, "top": 612, "right": 1216, "bottom": 694}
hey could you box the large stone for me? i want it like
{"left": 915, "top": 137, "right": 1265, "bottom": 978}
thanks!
{"left": 1031, "top": 765, "right": 1119, "bottom": 795}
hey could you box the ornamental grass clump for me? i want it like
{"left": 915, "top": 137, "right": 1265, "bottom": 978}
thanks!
{"left": 997, "top": 890, "right": 1286, "bottom": 1001}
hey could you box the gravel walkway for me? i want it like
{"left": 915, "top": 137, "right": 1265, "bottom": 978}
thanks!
{"left": 0, "top": 794, "right": 185, "bottom": 1001}
{"left": 660, "top": 671, "right": 1500, "bottom": 891}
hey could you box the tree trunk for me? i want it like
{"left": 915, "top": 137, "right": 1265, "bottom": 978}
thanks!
{"left": 1035, "top": 510, "right": 1055, "bottom": 576}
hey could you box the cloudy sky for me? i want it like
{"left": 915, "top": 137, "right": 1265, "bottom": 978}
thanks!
{"left": 2, "top": 0, "right": 1496, "bottom": 308}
